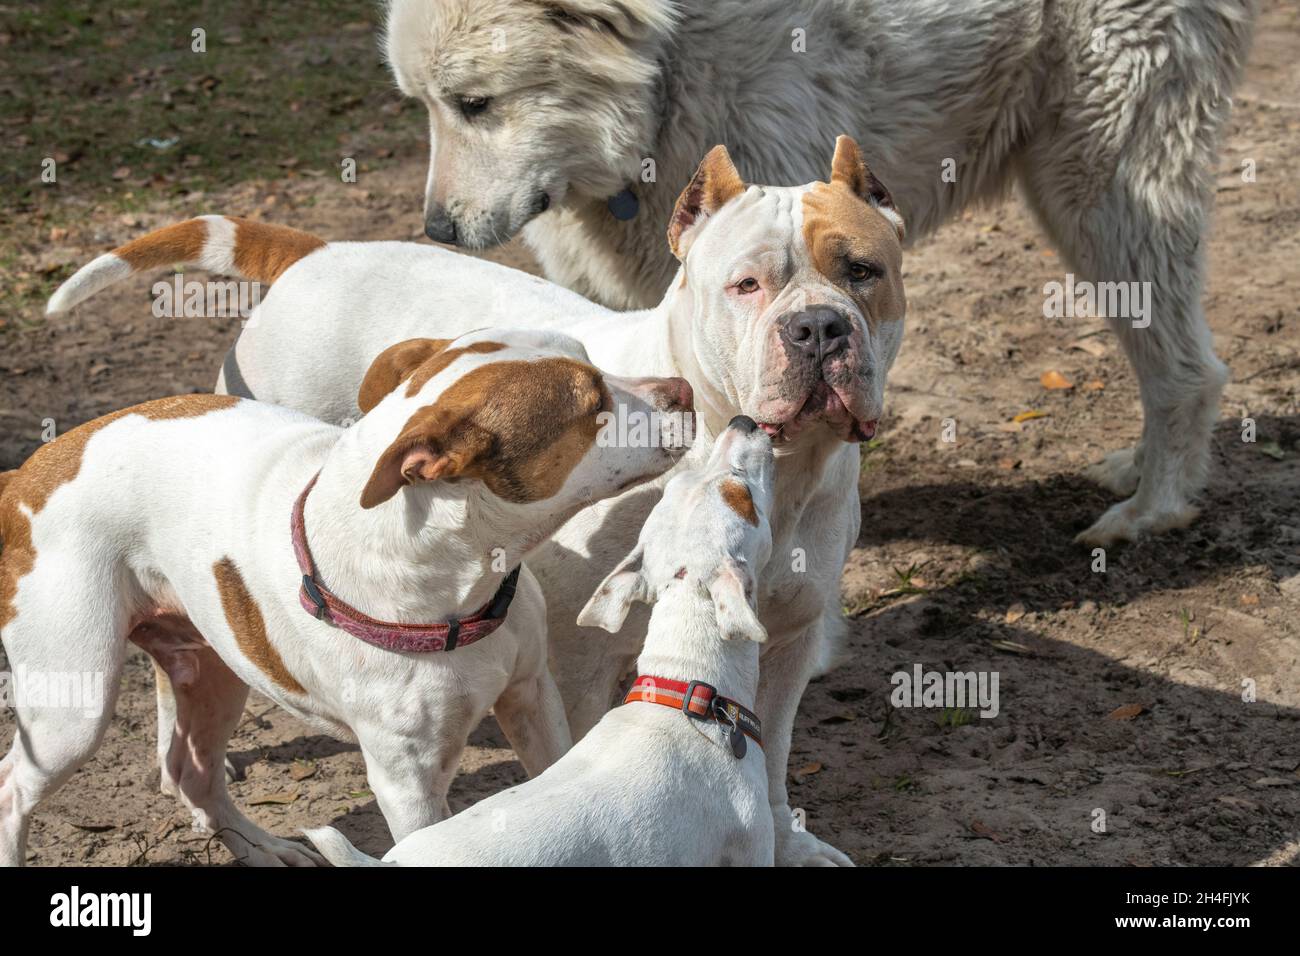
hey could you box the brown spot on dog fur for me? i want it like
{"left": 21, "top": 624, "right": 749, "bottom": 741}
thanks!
{"left": 0, "top": 395, "right": 239, "bottom": 628}
{"left": 212, "top": 557, "right": 306, "bottom": 694}
{"left": 801, "top": 181, "right": 906, "bottom": 329}
{"left": 115, "top": 218, "right": 208, "bottom": 270}
{"left": 231, "top": 218, "right": 327, "bottom": 284}
{"left": 720, "top": 479, "right": 759, "bottom": 526}
{"left": 403, "top": 341, "right": 506, "bottom": 398}
{"left": 362, "top": 358, "right": 608, "bottom": 508}
{"left": 358, "top": 338, "right": 454, "bottom": 413}
{"left": 668, "top": 145, "right": 746, "bottom": 259}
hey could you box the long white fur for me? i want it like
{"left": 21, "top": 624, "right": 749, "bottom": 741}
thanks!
{"left": 383, "top": 0, "right": 1257, "bottom": 546}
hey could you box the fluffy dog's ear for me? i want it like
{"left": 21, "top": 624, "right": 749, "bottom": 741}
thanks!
{"left": 358, "top": 338, "right": 453, "bottom": 414}
{"left": 707, "top": 559, "right": 766, "bottom": 643}
{"left": 538, "top": 0, "right": 673, "bottom": 42}
{"left": 830, "top": 134, "right": 904, "bottom": 240}
{"left": 360, "top": 406, "right": 487, "bottom": 509}
{"left": 667, "top": 145, "right": 746, "bottom": 260}
{"left": 578, "top": 545, "right": 650, "bottom": 632}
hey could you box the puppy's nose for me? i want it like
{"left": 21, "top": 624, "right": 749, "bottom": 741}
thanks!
{"left": 728, "top": 415, "right": 758, "bottom": 434}
{"left": 781, "top": 307, "right": 851, "bottom": 362}
{"left": 424, "top": 209, "right": 458, "bottom": 245}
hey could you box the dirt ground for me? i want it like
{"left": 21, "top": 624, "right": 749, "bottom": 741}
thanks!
{"left": 1, "top": 2, "right": 1298, "bottom": 866}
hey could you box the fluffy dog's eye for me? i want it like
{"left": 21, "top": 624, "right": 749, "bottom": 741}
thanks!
{"left": 458, "top": 96, "right": 491, "bottom": 118}
{"left": 736, "top": 277, "right": 760, "bottom": 294}
{"left": 847, "top": 261, "right": 878, "bottom": 282}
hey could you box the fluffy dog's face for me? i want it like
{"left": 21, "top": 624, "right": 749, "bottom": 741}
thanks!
{"left": 385, "top": 0, "right": 671, "bottom": 248}
{"left": 668, "top": 137, "right": 906, "bottom": 446}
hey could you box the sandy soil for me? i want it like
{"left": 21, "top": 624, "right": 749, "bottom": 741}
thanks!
{"left": 1, "top": 2, "right": 1297, "bottom": 866}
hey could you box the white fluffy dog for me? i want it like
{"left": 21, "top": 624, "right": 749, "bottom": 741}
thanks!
{"left": 384, "top": 0, "right": 1258, "bottom": 545}
{"left": 306, "top": 415, "right": 778, "bottom": 866}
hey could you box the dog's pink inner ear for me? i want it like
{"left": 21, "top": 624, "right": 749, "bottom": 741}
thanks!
{"left": 401, "top": 447, "right": 452, "bottom": 483}
{"left": 667, "top": 145, "right": 746, "bottom": 259}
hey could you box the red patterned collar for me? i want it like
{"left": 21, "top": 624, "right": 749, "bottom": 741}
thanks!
{"left": 290, "top": 472, "right": 520, "bottom": 653}
{"left": 624, "top": 675, "right": 762, "bottom": 758}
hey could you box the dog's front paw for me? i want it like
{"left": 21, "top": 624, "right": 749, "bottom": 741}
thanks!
{"left": 775, "top": 823, "right": 854, "bottom": 867}
{"left": 1081, "top": 448, "right": 1141, "bottom": 497}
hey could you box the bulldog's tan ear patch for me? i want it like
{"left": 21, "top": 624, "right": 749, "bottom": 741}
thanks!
{"left": 358, "top": 338, "right": 454, "bottom": 413}
{"left": 829, "top": 135, "right": 903, "bottom": 239}
{"left": 668, "top": 145, "right": 746, "bottom": 259}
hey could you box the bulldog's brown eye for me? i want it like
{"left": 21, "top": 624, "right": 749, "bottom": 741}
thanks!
{"left": 847, "top": 261, "right": 878, "bottom": 282}
{"left": 736, "top": 277, "right": 760, "bottom": 294}
{"left": 458, "top": 95, "right": 491, "bottom": 118}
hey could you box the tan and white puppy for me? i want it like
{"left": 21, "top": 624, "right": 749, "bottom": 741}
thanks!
{"left": 49, "top": 136, "right": 900, "bottom": 865}
{"left": 305, "top": 415, "right": 776, "bottom": 867}
{"left": 0, "top": 329, "right": 691, "bottom": 866}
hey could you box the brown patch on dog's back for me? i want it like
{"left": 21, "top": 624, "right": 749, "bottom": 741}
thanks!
{"left": 358, "top": 338, "right": 454, "bottom": 413}
{"left": 213, "top": 557, "right": 306, "bottom": 694}
{"left": 800, "top": 181, "right": 906, "bottom": 327}
{"left": 116, "top": 218, "right": 208, "bottom": 270}
{"left": 231, "top": 218, "right": 327, "bottom": 284}
{"left": 363, "top": 357, "right": 608, "bottom": 507}
{"left": 0, "top": 395, "right": 239, "bottom": 628}
{"left": 720, "top": 479, "right": 759, "bottom": 526}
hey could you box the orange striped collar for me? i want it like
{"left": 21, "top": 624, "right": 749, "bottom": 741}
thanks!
{"left": 624, "top": 675, "right": 762, "bottom": 758}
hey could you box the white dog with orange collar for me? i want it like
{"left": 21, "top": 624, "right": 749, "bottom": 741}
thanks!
{"left": 0, "top": 328, "right": 691, "bottom": 866}
{"left": 306, "top": 415, "right": 776, "bottom": 866}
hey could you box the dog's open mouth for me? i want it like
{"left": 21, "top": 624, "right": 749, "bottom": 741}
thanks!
{"left": 756, "top": 382, "right": 877, "bottom": 445}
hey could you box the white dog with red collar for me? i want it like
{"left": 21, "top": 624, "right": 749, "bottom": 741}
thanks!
{"left": 306, "top": 415, "right": 776, "bottom": 866}
{"left": 0, "top": 329, "right": 690, "bottom": 866}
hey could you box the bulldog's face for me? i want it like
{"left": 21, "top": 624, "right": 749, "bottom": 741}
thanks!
{"left": 668, "top": 137, "right": 906, "bottom": 445}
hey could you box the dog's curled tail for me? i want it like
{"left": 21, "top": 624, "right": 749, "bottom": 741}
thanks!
{"left": 301, "top": 827, "right": 394, "bottom": 867}
{"left": 46, "top": 215, "right": 327, "bottom": 315}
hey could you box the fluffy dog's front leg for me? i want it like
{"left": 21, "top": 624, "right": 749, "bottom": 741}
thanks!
{"left": 756, "top": 624, "right": 854, "bottom": 867}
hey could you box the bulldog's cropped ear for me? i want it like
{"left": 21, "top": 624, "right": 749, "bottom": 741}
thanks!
{"left": 667, "top": 145, "right": 746, "bottom": 260}
{"left": 577, "top": 545, "right": 650, "bottom": 633}
{"left": 359, "top": 406, "right": 487, "bottom": 509}
{"left": 707, "top": 558, "right": 766, "bottom": 643}
{"left": 830, "top": 134, "right": 904, "bottom": 240}
{"left": 358, "top": 338, "right": 453, "bottom": 414}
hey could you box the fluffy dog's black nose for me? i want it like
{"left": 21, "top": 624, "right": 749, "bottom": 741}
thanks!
{"left": 781, "top": 307, "right": 851, "bottom": 362}
{"left": 728, "top": 415, "right": 758, "bottom": 434}
{"left": 425, "top": 210, "right": 458, "bottom": 245}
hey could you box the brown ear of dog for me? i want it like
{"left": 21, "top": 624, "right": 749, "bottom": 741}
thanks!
{"left": 829, "top": 135, "right": 903, "bottom": 239}
{"left": 357, "top": 338, "right": 454, "bottom": 414}
{"left": 359, "top": 404, "right": 490, "bottom": 509}
{"left": 667, "top": 145, "right": 746, "bottom": 260}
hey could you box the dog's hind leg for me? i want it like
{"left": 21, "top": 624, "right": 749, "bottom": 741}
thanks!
{"left": 1015, "top": 2, "right": 1253, "bottom": 545}
{"left": 0, "top": 566, "right": 128, "bottom": 866}
{"left": 134, "top": 623, "right": 323, "bottom": 867}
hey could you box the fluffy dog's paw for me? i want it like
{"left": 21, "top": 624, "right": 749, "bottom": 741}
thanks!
{"left": 775, "top": 827, "right": 854, "bottom": 867}
{"left": 1081, "top": 448, "right": 1141, "bottom": 497}
{"left": 1076, "top": 497, "right": 1199, "bottom": 548}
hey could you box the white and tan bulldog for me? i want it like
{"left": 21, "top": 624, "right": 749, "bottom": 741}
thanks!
{"left": 48, "top": 135, "right": 905, "bottom": 865}
{"left": 0, "top": 329, "right": 690, "bottom": 866}
{"left": 305, "top": 415, "right": 778, "bottom": 867}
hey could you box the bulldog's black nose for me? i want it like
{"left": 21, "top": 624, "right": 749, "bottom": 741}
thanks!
{"left": 425, "top": 209, "right": 458, "bottom": 245}
{"left": 728, "top": 415, "right": 758, "bottom": 434}
{"left": 781, "top": 307, "right": 850, "bottom": 362}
